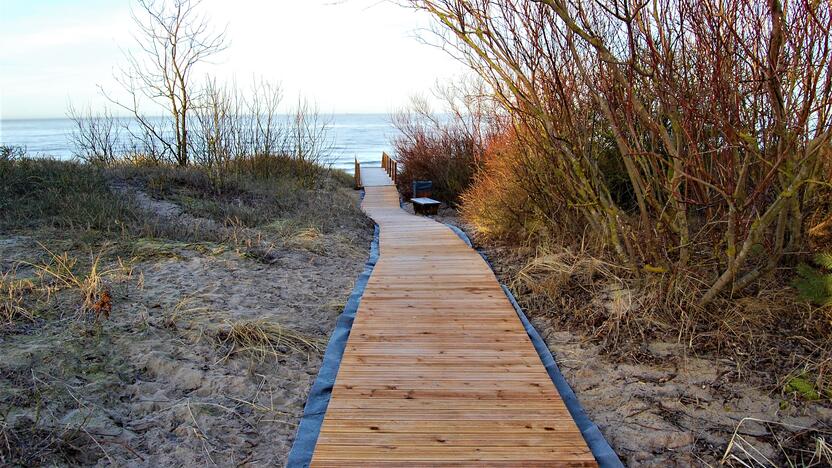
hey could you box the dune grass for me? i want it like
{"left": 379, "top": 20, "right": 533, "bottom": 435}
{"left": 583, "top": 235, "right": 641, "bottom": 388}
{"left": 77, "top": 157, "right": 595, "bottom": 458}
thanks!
{"left": 0, "top": 149, "right": 368, "bottom": 332}
{"left": 109, "top": 156, "right": 363, "bottom": 235}
{"left": 0, "top": 149, "right": 365, "bottom": 244}
{"left": 0, "top": 156, "right": 137, "bottom": 234}
{"left": 26, "top": 246, "right": 132, "bottom": 323}
{"left": 214, "top": 319, "right": 323, "bottom": 363}
{"left": 0, "top": 147, "right": 369, "bottom": 465}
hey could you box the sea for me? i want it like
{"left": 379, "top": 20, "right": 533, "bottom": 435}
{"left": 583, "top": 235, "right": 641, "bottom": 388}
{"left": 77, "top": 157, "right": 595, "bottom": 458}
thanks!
{"left": 0, "top": 114, "right": 399, "bottom": 173}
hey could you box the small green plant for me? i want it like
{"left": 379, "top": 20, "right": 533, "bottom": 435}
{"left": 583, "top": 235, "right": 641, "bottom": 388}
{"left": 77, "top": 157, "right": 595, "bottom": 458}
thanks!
{"left": 793, "top": 252, "right": 832, "bottom": 306}
{"left": 784, "top": 373, "right": 821, "bottom": 400}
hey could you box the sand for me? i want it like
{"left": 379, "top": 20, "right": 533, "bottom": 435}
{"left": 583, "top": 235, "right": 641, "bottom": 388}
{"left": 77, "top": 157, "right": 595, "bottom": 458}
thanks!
{"left": 0, "top": 188, "right": 373, "bottom": 466}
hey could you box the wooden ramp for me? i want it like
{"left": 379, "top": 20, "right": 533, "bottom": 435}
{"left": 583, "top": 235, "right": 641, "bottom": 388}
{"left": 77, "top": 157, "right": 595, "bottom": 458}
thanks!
{"left": 311, "top": 166, "right": 596, "bottom": 466}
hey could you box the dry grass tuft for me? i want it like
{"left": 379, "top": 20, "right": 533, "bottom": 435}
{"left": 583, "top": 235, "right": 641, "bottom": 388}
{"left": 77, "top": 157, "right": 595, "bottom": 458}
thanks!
{"left": 214, "top": 319, "right": 322, "bottom": 363}
{"left": 293, "top": 227, "right": 322, "bottom": 242}
{"left": 0, "top": 271, "right": 36, "bottom": 325}
{"left": 263, "top": 221, "right": 322, "bottom": 245}
{"left": 722, "top": 418, "right": 832, "bottom": 467}
{"left": 505, "top": 243, "right": 665, "bottom": 356}
{"left": 130, "top": 238, "right": 226, "bottom": 261}
{"left": 288, "top": 227, "right": 324, "bottom": 252}
{"left": 511, "top": 245, "right": 619, "bottom": 298}
{"left": 160, "top": 295, "right": 211, "bottom": 331}
{"left": 325, "top": 298, "right": 347, "bottom": 313}
{"left": 26, "top": 244, "right": 132, "bottom": 322}
{"left": 494, "top": 239, "right": 832, "bottom": 389}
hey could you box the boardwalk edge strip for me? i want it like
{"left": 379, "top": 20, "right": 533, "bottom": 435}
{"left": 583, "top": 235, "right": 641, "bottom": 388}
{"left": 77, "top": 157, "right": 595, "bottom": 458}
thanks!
{"left": 286, "top": 222, "right": 380, "bottom": 468}
{"left": 501, "top": 284, "right": 623, "bottom": 468}
{"left": 446, "top": 222, "right": 623, "bottom": 468}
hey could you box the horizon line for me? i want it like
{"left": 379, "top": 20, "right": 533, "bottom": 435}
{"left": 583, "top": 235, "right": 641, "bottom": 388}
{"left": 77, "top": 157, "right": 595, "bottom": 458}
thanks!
{"left": 0, "top": 112, "right": 398, "bottom": 122}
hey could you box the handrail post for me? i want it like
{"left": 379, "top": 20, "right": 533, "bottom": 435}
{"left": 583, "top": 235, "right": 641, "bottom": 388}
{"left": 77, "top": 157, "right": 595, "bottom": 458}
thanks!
{"left": 354, "top": 157, "right": 362, "bottom": 189}
{"left": 381, "top": 151, "right": 397, "bottom": 183}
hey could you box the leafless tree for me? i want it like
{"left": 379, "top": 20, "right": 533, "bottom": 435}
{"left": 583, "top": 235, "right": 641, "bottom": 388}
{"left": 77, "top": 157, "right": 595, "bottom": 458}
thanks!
{"left": 391, "top": 78, "right": 498, "bottom": 201}
{"left": 287, "top": 97, "right": 335, "bottom": 185}
{"left": 190, "top": 77, "right": 235, "bottom": 169}
{"left": 190, "top": 77, "right": 286, "bottom": 171}
{"left": 66, "top": 104, "right": 122, "bottom": 166}
{"left": 247, "top": 78, "right": 284, "bottom": 157}
{"left": 108, "top": 0, "right": 227, "bottom": 166}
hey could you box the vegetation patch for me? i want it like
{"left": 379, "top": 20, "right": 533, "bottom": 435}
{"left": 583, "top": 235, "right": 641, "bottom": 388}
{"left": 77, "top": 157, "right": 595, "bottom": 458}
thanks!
{"left": 400, "top": 0, "right": 832, "bottom": 398}
{"left": 0, "top": 155, "right": 137, "bottom": 234}
{"left": 213, "top": 319, "right": 323, "bottom": 363}
{"left": 785, "top": 375, "right": 822, "bottom": 401}
{"left": 794, "top": 253, "right": 832, "bottom": 307}
{"left": 129, "top": 238, "right": 227, "bottom": 260}
{"left": 0, "top": 147, "right": 371, "bottom": 465}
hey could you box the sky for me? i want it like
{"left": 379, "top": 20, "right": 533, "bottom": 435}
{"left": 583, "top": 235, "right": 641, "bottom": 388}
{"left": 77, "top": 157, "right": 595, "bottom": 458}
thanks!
{"left": 0, "top": 0, "right": 465, "bottom": 119}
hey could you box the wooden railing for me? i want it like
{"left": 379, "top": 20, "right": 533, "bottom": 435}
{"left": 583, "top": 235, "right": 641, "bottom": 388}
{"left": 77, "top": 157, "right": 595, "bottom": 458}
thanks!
{"left": 354, "top": 157, "right": 362, "bottom": 189}
{"left": 381, "top": 151, "right": 397, "bottom": 183}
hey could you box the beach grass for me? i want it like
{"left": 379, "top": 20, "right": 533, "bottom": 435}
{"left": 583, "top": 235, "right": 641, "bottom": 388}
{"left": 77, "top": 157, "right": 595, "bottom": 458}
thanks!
{"left": 0, "top": 156, "right": 136, "bottom": 233}
{"left": 0, "top": 147, "right": 371, "bottom": 465}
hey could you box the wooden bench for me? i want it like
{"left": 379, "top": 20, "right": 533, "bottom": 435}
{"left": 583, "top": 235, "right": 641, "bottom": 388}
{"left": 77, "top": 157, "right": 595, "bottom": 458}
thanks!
{"left": 411, "top": 197, "right": 441, "bottom": 215}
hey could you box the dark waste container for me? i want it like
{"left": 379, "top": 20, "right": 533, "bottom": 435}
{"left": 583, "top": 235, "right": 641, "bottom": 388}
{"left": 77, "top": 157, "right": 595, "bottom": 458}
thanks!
{"left": 412, "top": 180, "right": 432, "bottom": 198}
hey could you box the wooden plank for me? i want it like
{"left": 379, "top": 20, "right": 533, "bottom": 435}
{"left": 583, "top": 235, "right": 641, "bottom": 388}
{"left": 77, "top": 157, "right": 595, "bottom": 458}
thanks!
{"left": 326, "top": 398, "right": 567, "bottom": 409}
{"left": 312, "top": 445, "right": 593, "bottom": 462}
{"left": 314, "top": 461, "right": 596, "bottom": 468}
{"left": 309, "top": 166, "right": 596, "bottom": 466}
{"left": 319, "top": 420, "right": 586, "bottom": 433}
{"left": 316, "top": 432, "right": 589, "bottom": 447}
{"left": 329, "top": 389, "right": 556, "bottom": 400}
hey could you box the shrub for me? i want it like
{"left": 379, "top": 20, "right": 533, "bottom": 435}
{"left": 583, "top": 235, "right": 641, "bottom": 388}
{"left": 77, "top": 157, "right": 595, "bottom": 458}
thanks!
{"left": 413, "top": 0, "right": 832, "bottom": 307}
{"left": 391, "top": 83, "right": 494, "bottom": 204}
{"left": 460, "top": 129, "right": 532, "bottom": 241}
{"left": 1, "top": 145, "right": 25, "bottom": 162}
{"left": 412, "top": 1, "right": 832, "bottom": 395}
{"left": 392, "top": 123, "right": 479, "bottom": 204}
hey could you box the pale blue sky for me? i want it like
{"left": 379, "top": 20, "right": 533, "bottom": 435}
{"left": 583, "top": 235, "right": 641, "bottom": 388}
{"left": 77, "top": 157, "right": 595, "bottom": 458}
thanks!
{"left": 0, "top": 0, "right": 464, "bottom": 119}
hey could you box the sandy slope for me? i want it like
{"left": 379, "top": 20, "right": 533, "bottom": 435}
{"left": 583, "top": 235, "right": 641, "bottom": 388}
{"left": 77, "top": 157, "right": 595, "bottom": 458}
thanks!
{"left": 0, "top": 190, "right": 373, "bottom": 466}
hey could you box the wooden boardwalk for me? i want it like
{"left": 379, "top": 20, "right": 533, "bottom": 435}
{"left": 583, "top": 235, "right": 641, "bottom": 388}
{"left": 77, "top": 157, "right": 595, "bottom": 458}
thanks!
{"left": 311, "top": 166, "right": 596, "bottom": 466}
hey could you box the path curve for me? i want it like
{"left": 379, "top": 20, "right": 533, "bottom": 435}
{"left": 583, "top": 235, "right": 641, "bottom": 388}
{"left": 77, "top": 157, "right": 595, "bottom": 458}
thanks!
{"left": 311, "top": 167, "right": 596, "bottom": 466}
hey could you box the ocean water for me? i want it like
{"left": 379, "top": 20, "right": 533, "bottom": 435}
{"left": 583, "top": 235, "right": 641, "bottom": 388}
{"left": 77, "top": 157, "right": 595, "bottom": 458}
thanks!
{"left": 0, "top": 114, "right": 399, "bottom": 173}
